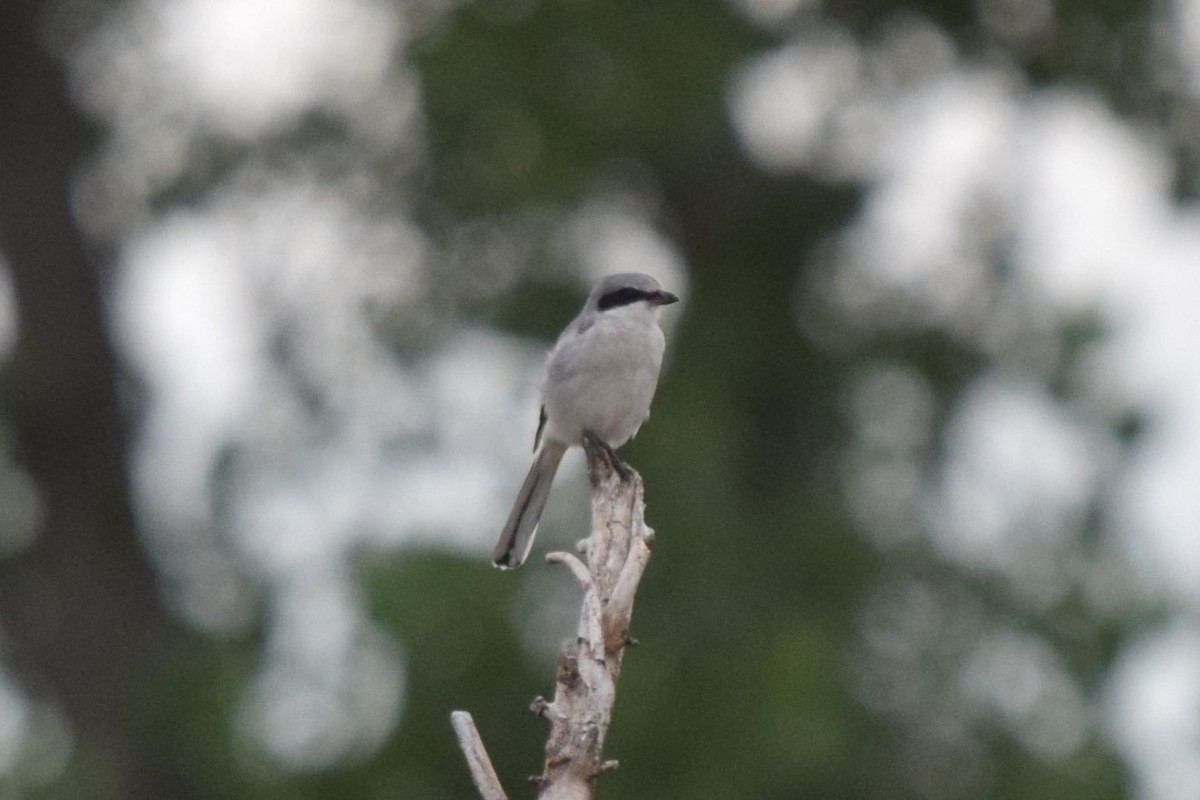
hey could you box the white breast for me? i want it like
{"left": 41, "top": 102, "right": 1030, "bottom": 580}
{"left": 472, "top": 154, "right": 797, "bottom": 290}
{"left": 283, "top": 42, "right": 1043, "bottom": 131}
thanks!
{"left": 540, "top": 305, "right": 666, "bottom": 448}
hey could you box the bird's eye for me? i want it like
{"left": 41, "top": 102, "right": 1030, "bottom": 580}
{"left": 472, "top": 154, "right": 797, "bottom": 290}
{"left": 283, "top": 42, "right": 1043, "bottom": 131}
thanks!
{"left": 598, "top": 287, "right": 647, "bottom": 311}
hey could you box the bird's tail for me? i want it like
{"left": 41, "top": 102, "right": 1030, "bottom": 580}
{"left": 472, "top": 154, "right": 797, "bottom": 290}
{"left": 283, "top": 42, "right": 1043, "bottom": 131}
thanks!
{"left": 491, "top": 440, "right": 568, "bottom": 569}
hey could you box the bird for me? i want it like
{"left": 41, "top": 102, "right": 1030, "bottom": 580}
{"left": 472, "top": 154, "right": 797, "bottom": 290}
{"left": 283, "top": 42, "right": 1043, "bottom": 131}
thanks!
{"left": 491, "top": 272, "right": 679, "bottom": 569}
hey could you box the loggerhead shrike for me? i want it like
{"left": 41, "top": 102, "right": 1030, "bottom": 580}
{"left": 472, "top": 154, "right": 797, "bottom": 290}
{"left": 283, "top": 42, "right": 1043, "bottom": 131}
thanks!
{"left": 492, "top": 272, "right": 679, "bottom": 569}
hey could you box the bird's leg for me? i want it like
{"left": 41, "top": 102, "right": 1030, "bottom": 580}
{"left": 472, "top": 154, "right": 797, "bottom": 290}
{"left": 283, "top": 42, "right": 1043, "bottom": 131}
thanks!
{"left": 582, "top": 431, "right": 634, "bottom": 483}
{"left": 608, "top": 452, "right": 634, "bottom": 482}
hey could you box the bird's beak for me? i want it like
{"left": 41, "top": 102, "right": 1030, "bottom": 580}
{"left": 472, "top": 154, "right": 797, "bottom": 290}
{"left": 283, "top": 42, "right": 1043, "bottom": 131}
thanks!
{"left": 651, "top": 290, "right": 680, "bottom": 306}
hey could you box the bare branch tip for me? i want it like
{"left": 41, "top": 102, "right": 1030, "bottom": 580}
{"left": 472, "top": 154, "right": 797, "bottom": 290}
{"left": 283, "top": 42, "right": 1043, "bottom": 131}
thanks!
{"left": 450, "top": 710, "right": 508, "bottom": 800}
{"left": 530, "top": 696, "right": 566, "bottom": 721}
{"left": 545, "top": 550, "right": 591, "bottom": 586}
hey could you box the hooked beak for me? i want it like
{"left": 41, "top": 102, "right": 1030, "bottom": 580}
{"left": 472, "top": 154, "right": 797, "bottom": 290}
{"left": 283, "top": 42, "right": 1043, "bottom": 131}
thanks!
{"left": 651, "top": 290, "right": 679, "bottom": 306}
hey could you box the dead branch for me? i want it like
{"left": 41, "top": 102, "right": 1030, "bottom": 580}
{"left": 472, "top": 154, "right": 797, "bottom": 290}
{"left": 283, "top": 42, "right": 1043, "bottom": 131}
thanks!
{"left": 450, "top": 710, "right": 508, "bottom": 800}
{"left": 453, "top": 437, "right": 655, "bottom": 799}
{"left": 533, "top": 438, "right": 653, "bottom": 799}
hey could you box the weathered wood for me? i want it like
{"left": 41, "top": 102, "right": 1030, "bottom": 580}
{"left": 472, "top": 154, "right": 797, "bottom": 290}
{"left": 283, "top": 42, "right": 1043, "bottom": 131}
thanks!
{"left": 454, "top": 437, "right": 655, "bottom": 800}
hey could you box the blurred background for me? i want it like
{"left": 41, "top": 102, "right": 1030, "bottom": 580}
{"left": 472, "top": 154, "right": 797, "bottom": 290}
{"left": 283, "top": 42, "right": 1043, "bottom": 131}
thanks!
{"left": 0, "top": 0, "right": 1198, "bottom": 797}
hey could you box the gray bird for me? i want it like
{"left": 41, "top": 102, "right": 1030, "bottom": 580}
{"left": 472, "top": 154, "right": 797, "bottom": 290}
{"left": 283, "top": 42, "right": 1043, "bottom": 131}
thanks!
{"left": 492, "top": 272, "right": 679, "bottom": 569}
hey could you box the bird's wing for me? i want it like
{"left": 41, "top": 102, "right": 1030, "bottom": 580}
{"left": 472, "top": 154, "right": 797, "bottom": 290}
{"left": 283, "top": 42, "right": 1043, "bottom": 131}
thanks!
{"left": 533, "top": 404, "right": 547, "bottom": 452}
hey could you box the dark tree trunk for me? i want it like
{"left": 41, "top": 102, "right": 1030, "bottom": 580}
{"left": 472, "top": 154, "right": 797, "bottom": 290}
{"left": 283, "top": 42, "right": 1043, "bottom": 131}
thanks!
{"left": 0, "top": 3, "right": 198, "bottom": 798}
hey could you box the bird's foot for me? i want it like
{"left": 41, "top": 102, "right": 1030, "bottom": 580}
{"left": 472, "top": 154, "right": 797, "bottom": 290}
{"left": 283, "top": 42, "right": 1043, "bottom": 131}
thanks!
{"left": 582, "top": 431, "right": 634, "bottom": 483}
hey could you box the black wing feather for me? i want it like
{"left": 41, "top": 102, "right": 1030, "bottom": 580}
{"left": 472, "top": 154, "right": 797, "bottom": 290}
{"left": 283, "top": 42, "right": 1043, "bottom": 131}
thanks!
{"left": 533, "top": 405, "right": 547, "bottom": 451}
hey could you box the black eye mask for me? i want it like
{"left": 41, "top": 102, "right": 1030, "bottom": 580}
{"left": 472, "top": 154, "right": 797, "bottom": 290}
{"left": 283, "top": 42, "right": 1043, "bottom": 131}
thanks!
{"left": 598, "top": 287, "right": 653, "bottom": 311}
